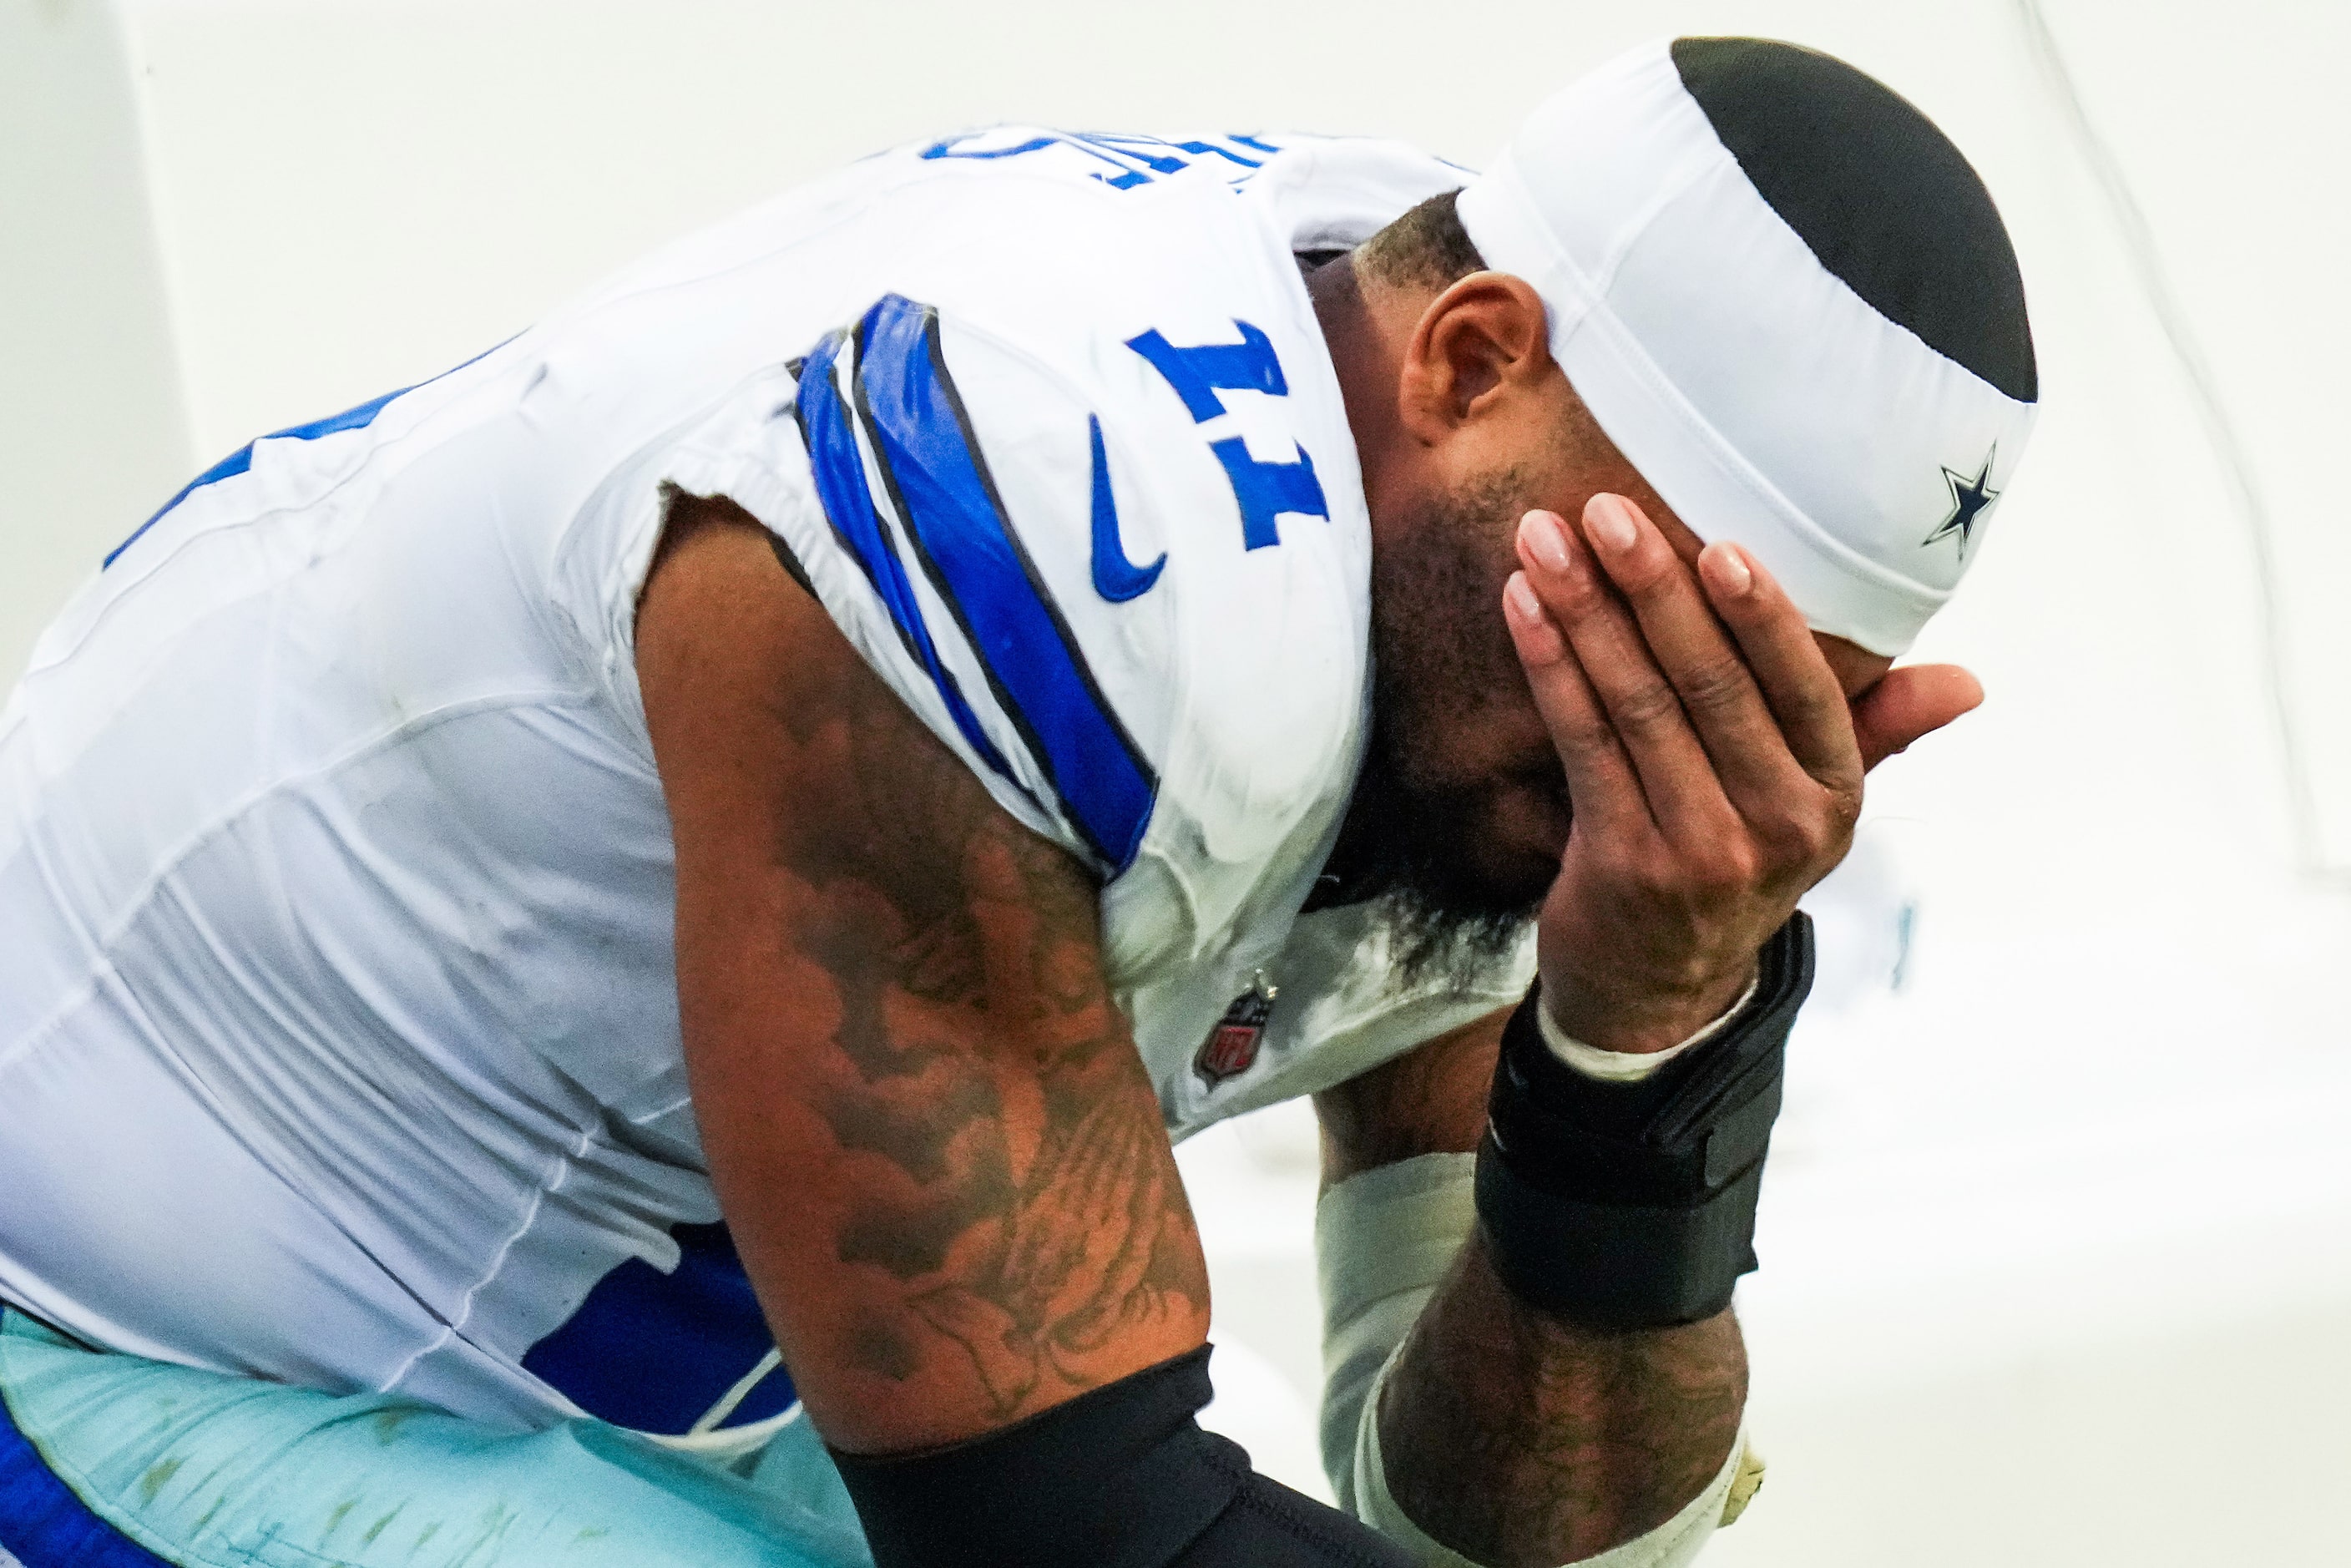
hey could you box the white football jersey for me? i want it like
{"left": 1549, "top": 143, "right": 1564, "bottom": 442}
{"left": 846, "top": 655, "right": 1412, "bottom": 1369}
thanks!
{"left": 0, "top": 128, "right": 1530, "bottom": 1434}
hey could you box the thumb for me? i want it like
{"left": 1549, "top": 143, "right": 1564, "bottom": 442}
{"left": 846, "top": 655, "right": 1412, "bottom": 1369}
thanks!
{"left": 1852, "top": 664, "right": 1983, "bottom": 772}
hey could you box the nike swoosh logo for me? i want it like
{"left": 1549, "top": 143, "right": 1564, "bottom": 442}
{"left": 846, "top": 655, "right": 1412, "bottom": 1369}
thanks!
{"left": 1088, "top": 414, "right": 1165, "bottom": 603}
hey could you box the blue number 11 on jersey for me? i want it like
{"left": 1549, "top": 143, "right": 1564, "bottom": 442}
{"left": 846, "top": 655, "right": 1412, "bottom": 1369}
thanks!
{"left": 1128, "top": 322, "right": 1331, "bottom": 551}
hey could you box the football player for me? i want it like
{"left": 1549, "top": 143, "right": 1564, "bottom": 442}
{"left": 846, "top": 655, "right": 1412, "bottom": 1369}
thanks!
{"left": 0, "top": 37, "right": 2031, "bottom": 1568}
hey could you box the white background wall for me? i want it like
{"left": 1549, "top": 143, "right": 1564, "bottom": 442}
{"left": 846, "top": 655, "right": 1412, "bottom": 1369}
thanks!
{"left": 6, "top": 1, "right": 2348, "bottom": 1561}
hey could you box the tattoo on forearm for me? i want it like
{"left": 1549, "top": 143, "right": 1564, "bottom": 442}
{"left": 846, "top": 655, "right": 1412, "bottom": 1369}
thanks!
{"left": 1379, "top": 1232, "right": 1746, "bottom": 1567}
{"left": 776, "top": 678, "right": 1206, "bottom": 1419}
{"left": 1317, "top": 1016, "right": 1745, "bottom": 1560}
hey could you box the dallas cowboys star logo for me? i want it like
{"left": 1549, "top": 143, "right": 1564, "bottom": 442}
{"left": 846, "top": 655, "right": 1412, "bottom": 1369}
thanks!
{"left": 1923, "top": 448, "right": 2000, "bottom": 557}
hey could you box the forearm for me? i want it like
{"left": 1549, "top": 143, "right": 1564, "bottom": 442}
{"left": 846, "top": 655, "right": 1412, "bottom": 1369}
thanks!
{"left": 642, "top": 499, "right": 1210, "bottom": 1455}
{"left": 1375, "top": 1230, "right": 1744, "bottom": 1566}
{"left": 1317, "top": 957, "right": 1791, "bottom": 1565}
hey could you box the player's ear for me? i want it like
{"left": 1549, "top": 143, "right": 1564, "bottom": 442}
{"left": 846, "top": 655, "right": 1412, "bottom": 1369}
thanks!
{"left": 1396, "top": 272, "right": 1554, "bottom": 444}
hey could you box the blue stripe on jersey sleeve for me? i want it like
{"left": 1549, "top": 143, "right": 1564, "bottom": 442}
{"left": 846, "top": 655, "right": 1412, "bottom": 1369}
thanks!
{"left": 848, "top": 295, "right": 1159, "bottom": 873}
{"left": 793, "top": 331, "right": 1024, "bottom": 790}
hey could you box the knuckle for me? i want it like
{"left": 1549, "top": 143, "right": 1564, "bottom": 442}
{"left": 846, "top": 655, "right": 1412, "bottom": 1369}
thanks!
{"left": 1761, "top": 791, "right": 1857, "bottom": 867}
{"left": 1771, "top": 799, "right": 1858, "bottom": 876}
{"left": 1551, "top": 708, "right": 1615, "bottom": 756}
{"left": 1610, "top": 675, "right": 1685, "bottom": 733}
{"left": 1676, "top": 652, "right": 1753, "bottom": 716}
{"left": 1681, "top": 865, "right": 1732, "bottom": 904}
{"left": 1753, "top": 803, "right": 1824, "bottom": 857}
{"left": 1666, "top": 843, "right": 1737, "bottom": 901}
{"left": 1610, "top": 847, "right": 1671, "bottom": 899}
{"left": 1789, "top": 815, "right": 1838, "bottom": 863}
{"left": 1696, "top": 841, "right": 1760, "bottom": 894}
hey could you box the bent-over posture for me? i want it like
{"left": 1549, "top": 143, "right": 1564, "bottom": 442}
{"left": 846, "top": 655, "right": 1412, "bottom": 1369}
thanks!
{"left": 0, "top": 37, "right": 2035, "bottom": 1568}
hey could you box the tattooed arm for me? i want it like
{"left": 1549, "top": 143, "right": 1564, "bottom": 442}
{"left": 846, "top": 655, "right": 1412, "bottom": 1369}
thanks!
{"left": 637, "top": 496, "right": 1208, "bottom": 1454}
{"left": 1315, "top": 1013, "right": 1747, "bottom": 1566}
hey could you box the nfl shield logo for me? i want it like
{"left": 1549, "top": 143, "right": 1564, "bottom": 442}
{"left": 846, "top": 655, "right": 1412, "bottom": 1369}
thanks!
{"left": 1195, "top": 974, "right": 1277, "bottom": 1087}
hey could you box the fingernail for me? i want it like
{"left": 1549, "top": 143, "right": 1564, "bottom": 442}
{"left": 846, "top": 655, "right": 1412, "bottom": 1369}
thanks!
{"left": 1586, "top": 495, "right": 1637, "bottom": 554}
{"left": 1519, "top": 510, "right": 1572, "bottom": 574}
{"left": 1706, "top": 543, "right": 1754, "bottom": 597}
{"left": 1504, "top": 571, "right": 1543, "bottom": 625}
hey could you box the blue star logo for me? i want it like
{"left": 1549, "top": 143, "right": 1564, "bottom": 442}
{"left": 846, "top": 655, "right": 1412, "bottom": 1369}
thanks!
{"left": 1924, "top": 448, "right": 2000, "bottom": 557}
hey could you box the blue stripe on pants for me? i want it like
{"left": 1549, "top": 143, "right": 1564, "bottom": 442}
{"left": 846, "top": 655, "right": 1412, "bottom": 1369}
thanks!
{"left": 522, "top": 1223, "right": 796, "bottom": 1437}
{"left": 0, "top": 1368, "right": 171, "bottom": 1566}
{"left": 0, "top": 1311, "right": 868, "bottom": 1568}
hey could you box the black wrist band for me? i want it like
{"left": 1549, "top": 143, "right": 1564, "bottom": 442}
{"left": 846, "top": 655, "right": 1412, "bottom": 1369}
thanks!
{"left": 1474, "top": 913, "right": 1815, "bottom": 1328}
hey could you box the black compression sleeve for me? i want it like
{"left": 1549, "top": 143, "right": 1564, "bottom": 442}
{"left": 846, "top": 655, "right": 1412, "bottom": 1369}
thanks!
{"left": 829, "top": 1346, "right": 1413, "bottom": 1568}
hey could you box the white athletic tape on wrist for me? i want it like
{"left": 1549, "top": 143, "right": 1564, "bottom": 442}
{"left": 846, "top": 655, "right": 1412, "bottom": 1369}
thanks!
{"left": 1537, "top": 974, "right": 1758, "bottom": 1084}
{"left": 1317, "top": 1152, "right": 1479, "bottom": 1509}
{"left": 1353, "top": 1353, "right": 1752, "bottom": 1568}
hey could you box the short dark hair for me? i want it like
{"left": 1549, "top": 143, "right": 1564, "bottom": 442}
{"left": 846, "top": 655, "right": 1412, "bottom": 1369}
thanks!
{"left": 1671, "top": 36, "right": 2036, "bottom": 402}
{"left": 1355, "top": 189, "right": 1487, "bottom": 294}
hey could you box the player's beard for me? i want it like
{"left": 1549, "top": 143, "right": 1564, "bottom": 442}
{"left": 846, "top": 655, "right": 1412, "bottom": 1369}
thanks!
{"left": 1336, "top": 468, "right": 1559, "bottom": 991}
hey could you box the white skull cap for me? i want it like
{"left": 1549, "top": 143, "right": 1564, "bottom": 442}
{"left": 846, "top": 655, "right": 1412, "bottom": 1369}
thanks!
{"left": 1456, "top": 38, "right": 2038, "bottom": 655}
